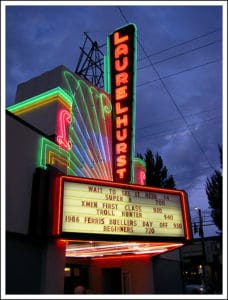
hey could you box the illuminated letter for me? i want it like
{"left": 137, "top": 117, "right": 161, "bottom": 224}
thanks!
{"left": 115, "top": 86, "right": 128, "bottom": 100}
{"left": 115, "top": 57, "right": 128, "bottom": 72}
{"left": 116, "top": 128, "right": 128, "bottom": 141}
{"left": 115, "top": 102, "right": 128, "bottom": 115}
{"left": 116, "top": 168, "right": 127, "bottom": 178}
{"left": 115, "top": 72, "right": 129, "bottom": 86}
{"left": 116, "top": 114, "right": 128, "bottom": 128}
{"left": 115, "top": 44, "right": 129, "bottom": 59}
{"left": 114, "top": 32, "right": 129, "bottom": 45}
{"left": 117, "top": 155, "right": 127, "bottom": 167}
{"left": 116, "top": 142, "right": 127, "bottom": 154}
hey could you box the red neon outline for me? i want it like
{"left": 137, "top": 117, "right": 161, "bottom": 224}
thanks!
{"left": 91, "top": 254, "right": 152, "bottom": 262}
{"left": 56, "top": 109, "right": 71, "bottom": 151}
{"left": 180, "top": 191, "right": 192, "bottom": 241}
{"left": 139, "top": 170, "right": 146, "bottom": 185}
{"left": 51, "top": 176, "right": 63, "bottom": 236}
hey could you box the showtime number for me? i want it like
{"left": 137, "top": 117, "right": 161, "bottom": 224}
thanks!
{"left": 173, "top": 223, "right": 182, "bottom": 229}
{"left": 153, "top": 207, "right": 162, "bottom": 213}
{"left": 155, "top": 199, "right": 165, "bottom": 206}
{"left": 164, "top": 214, "right": 173, "bottom": 220}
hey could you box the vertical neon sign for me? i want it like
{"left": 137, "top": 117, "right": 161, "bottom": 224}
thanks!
{"left": 108, "top": 24, "right": 137, "bottom": 183}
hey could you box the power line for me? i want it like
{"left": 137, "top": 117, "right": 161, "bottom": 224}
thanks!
{"left": 137, "top": 28, "right": 222, "bottom": 62}
{"left": 136, "top": 106, "right": 221, "bottom": 131}
{"left": 137, "top": 58, "right": 222, "bottom": 87}
{"left": 117, "top": 7, "right": 218, "bottom": 171}
{"left": 137, "top": 48, "right": 217, "bottom": 170}
{"left": 137, "top": 39, "right": 222, "bottom": 71}
{"left": 136, "top": 117, "right": 221, "bottom": 141}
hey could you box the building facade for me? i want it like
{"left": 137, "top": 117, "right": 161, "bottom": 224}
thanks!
{"left": 6, "top": 65, "right": 191, "bottom": 295}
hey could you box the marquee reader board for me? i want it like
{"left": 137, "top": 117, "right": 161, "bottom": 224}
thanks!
{"left": 51, "top": 176, "right": 192, "bottom": 242}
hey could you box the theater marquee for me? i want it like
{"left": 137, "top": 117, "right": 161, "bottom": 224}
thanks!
{"left": 51, "top": 176, "right": 191, "bottom": 242}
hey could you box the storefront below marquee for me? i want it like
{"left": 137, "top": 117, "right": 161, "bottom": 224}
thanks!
{"left": 63, "top": 240, "right": 185, "bottom": 294}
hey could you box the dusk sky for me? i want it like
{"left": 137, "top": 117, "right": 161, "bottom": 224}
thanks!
{"left": 2, "top": 1, "right": 226, "bottom": 237}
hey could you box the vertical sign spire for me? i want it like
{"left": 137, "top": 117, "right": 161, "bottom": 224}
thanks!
{"left": 107, "top": 23, "right": 137, "bottom": 183}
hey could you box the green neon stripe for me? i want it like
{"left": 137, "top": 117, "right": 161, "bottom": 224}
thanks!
{"left": 7, "top": 87, "right": 72, "bottom": 113}
{"left": 130, "top": 23, "right": 138, "bottom": 183}
{"left": 104, "top": 36, "right": 111, "bottom": 94}
{"left": 133, "top": 157, "right": 146, "bottom": 167}
{"left": 37, "top": 137, "right": 69, "bottom": 169}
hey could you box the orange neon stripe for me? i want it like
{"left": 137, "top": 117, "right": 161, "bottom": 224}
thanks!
{"left": 49, "top": 152, "right": 69, "bottom": 168}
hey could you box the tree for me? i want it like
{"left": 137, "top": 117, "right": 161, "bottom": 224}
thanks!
{"left": 137, "top": 149, "right": 176, "bottom": 189}
{"left": 205, "top": 144, "right": 222, "bottom": 231}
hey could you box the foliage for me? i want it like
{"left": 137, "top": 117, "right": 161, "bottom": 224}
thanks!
{"left": 205, "top": 144, "right": 222, "bottom": 231}
{"left": 137, "top": 149, "right": 176, "bottom": 189}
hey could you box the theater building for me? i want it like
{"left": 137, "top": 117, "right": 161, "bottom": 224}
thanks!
{"left": 5, "top": 24, "right": 192, "bottom": 295}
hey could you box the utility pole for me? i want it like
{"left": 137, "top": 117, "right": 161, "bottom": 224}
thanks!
{"left": 194, "top": 207, "right": 207, "bottom": 287}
